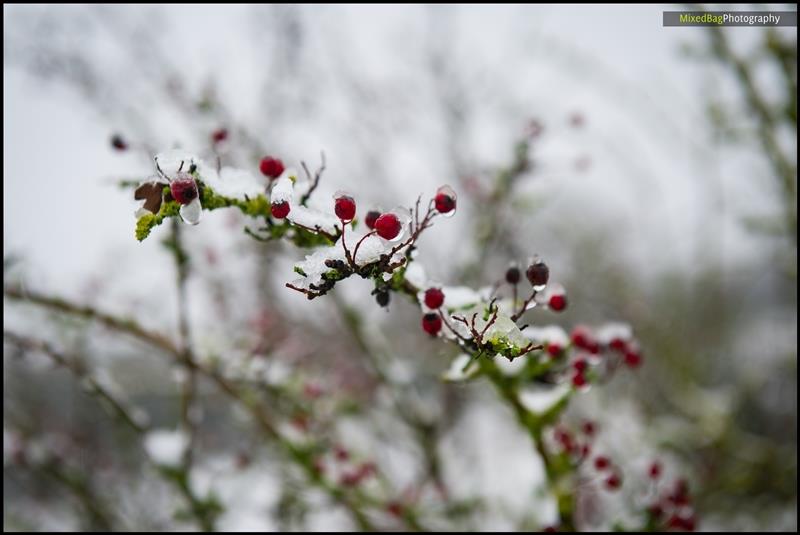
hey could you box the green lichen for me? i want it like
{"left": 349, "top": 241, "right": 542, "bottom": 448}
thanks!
{"left": 135, "top": 196, "right": 180, "bottom": 242}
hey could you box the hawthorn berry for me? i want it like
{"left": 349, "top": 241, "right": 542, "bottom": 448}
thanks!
{"left": 386, "top": 501, "right": 404, "bottom": 518}
{"left": 170, "top": 175, "right": 199, "bottom": 205}
{"left": 594, "top": 456, "right": 610, "bottom": 471}
{"left": 648, "top": 461, "right": 662, "bottom": 480}
{"left": 609, "top": 337, "right": 627, "bottom": 352}
{"left": 271, "top": 201, "right": 291, "bottom": 219}
{"left": 375, "top": 213, "right": 402, "bottom": 241}
{"left": 424, "top": 287, "right": 445, "bottom": 309}
{"left": 334, "top": 192, "right": 357, "bottom": 222}
{"left": 546, "top": 342, "right": 563, "bottom": 358}
{"left": 375, "top": 290, "right": 390, "bottom": 307}
{"left": 365, "top": 210, "right": 381, "bottom": 230}
{"left": 549, "top": 293, "right": 568, "bottom": 312}
{"left": 505, "top": 264, "right": 521, "bottom": 284}
{"left": 572, "top": 371, "right": 587, "bottom": 388}
{"left": 624, "top": 348, "right": 642, "bottom": 368}
{"left": 571, "top": 327, "right": 594, "bottom": 351}
{"left": 211, "top": 128, "right": 228, "bottom": 144}
{"left": 582, "top": 420, "right": 596, "bottom": 437}
{"left": 573, "top": 358, "right": 588, "bottom": 373}
{"left": 434, "top": 185, "right": 457, "bottom": 216}
{"left": 422, "top": 312, "right": 442, "bottom": 336}
{"left": 526, "top": 259, "right": 549, "bottom": 289}
{"left": 667, "top": 513, "right": 696, "bottom": 532}
{"left": 111, "top": 134, "right": 127, "bottom": 151}
{"left": 259, "top": 156, "right": 285, "bottom": 179}
{"left": 605, "top": 473, "right": 622, "bottom": 490}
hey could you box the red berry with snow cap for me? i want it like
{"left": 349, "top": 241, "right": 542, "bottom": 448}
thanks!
{"left": 334, "top": 193, "right": 357, "bottom": 222}
{"left": 547, "top": 342, "right": 563, "bottom": 358}
{"left": 424, "top": 288, "right": 445, "bottom": 309}
{"left": 259, "top": 156, "right": 285, "bottom": 179}
{"left": 271, "top": 201, "right": 291, "bottom": 219}
{"left": 594, "top": 456, "right": 610, "bottom": 471}
{"left": 170, "top": 175, "right": 199, "bottom": 205}
{"left": 375, "top": 213, "right": 402, "bottom": 241}
{"left": 605, "top": 473, "right": 622, "bottom": 490}
{"left": 422, "top": 312, "right": 442, "bottom": 336}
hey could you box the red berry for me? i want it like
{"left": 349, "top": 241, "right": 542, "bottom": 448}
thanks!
{"left": 543, "top": 527, "right": 558, "bottom": 533}
{"left": 334, "top": 445, "right": 349, "bottom": 462}
{"left": 424, "top": 288, "right": 445, "bottom": 309}
{"left": 170, "top": 176, "right": 199, "bottom": 205}
{"left": 434, "top": 185, "right": 457, "bottom": 215}
{"left": 111, "top": 134, "right": 127, "bottom": 151}
{"left": 624, "top": 349, "right": 642, "bottom": 368}
{"left": 526, "top": 259, "right": 550, "bottom": 288}
{"left": 582, "top": 420, "right": 596, "bottom": 437}
{"left": 334, "top": 194, "right": 357, "bottom": 222}
{"left": 549, "top": 293, "right": 567, "bottom": 312}
{"left": 573, "top": 358, "right": 588, "bottom": 373}
{"left": 506, "top": 265, "right": 521, "bottom": 284}
{"left": 259, "top": 156, "right": 285, "bottom": 179}
{"left": 211, "top": 128, "right": 228, "bottom": 143}
{"left": 375, "top": 213, "right": 402, "bottom": 241}
{"left": 594, "top": 456, "right": 610, "bottom": 471}
{"left": 571, "top": 326, "right": 594, "bottom": 350}
{"left": 605, "top": 473, "right": 622, "bottom": 490}
{"left": 648, "top": 503, "right": 664, "bottom": 520}
{"left": 421, "top": 312, "right": 442, "bottom": 336}
{"left": 386, "top": 501, "right": 404, "bottom": 518}
{"left": 271, "top": 201, "right": 291, "bottom": 219}
{"left": 572, "top": 371, "right": 587, "bottom": 388}
{"left": 667, "top": 514, "right": 696, "bottom": 532}
{"left": 546, "top": 342, "right": 563, "bottom": 358}
{"left": 365, "top": 210, "right": 381, "bottom": 230}
{"left": 648, "top": 461, "right": 662, "bottom": 480}
{"left": 609, "top": 337, "right": 627, "bottom": 352}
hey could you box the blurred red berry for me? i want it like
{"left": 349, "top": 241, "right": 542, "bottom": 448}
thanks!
{"left": 506, "top": 265, "right": 521, "bottom": 284}
{"left": 211, "top": 128, "right": 228, "bottom": 144}
{"left": 259, "top": 156, "right": 285, "bottom": 179}
{"left": 111, "top": 134, "right": 127, "bottom": 151}
{"left": 386, "top": 501, "right": 404, "bottom": 518}
{"left": 424, "top": 288, "right": 445, "bottom": 309}
{"left": 547, "top": 342, "right": 563, "bottom": 358}
{"left": 573, "top": 358, "right": 588, "bottom": 373}
{"left": 549, "top": 293, "right": 567, "bottom": 312}
{"left": 624, "top": 349, "right": 642, "bottom": 368}
{"left": 594, "top": 456, "right": 610, "bottom": 471}
{"left": 609, "top": 337, "right": 627, "bottom": 352}
{"left": 582, "top": 420, "right": 596, "bottom": 437}
{"left": 649, "top": 461, "right": 662, "bottom": 480}
{"left": 572, "top": 371, "right": 587, "bottom": 388}
{"left": 422, "top": 313, "right": 442, "bottom": 336}
{"left": 334, "top": 445, "right": 349, "bottom": 462}
{"left": 365, "top": 210, "right": 381, "bottom": 230}
{"left": 605, "top": 473, "right": 622, "bottom": 490}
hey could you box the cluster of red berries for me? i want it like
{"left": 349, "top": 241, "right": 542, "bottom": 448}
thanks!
{"left": 562, "top": 326, "right": 644, "bottom": 389}
{"left": 505, "top": 259, "right": 568, "bottom": 312}
{"left": 647, "top": 475, "right": 697, "bottom": 532}
{"left": 421, "top": 288, "right": 445, "bottom": 336}
{"left": 553, "top": 421, "right": 624, "bottom": 491}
